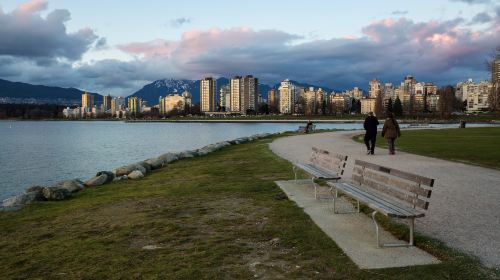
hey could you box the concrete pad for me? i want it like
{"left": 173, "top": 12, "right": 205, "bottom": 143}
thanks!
{"left": 275, "top": 179, "right": 441, "bottom": 269}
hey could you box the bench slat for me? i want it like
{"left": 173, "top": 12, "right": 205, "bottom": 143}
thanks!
{"left": 354, "top": 159, "right": 434, "bottom": 187}
{"left": 330, "top": 182, "right": 425, "bottom": 218}
{"left": 363, "top": 168, "right": 431, "bottom": 198}
{"left": 295, "top": 163, "right": 340, "bottom": 179}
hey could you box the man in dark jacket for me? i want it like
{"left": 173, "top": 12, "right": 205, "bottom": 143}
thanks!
{"left": 363, "top": 112, "right": 379, "bottom": 155}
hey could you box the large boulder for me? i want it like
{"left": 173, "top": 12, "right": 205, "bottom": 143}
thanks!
{"left": 158, "top": 153, "right": 178, "bottom": 164}
{"left": 84, "top": 174, "right": 108, "bottom": 187}
{"left": 114, "top": 164, "right": 146, "bottom": 177}
{"left": 0, "top": 205, "right": 23, "bottom": 212}
{"left": 2, "top": 192, "right": 44, "bottom": 207}
{"left": 177, "top": 150, "right": 196, "bottom": 159}
{"left": 42, "top": 187, "right": 71, "bottom": 201}
{"left": 128, "top": 170, "right": 144, "bottom": 180}
{"left": 53, "top": 179, "right": 85, "bottom": 193}
{"left": 136, "top": 161, "right": 152, "bottom": 173}
{"left": 144, "top": 157, "right": 164, "bottom": 170}
{"left": 96, "top": 171, "right": 115, "bottom": 184}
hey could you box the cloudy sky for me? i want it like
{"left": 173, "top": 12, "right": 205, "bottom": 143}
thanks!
{"left": 0, "top": 0, "right": 499, "bottom": 96}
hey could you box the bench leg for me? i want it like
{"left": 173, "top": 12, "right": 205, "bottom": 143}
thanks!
{"left": 312, "top": 177, "right": 317, "bottom": 199}
{"left": 372, "top": 212, "right": 416, "bottom": 248}
{"left": 293, "top": 166, "right": 297, "bottom": 182}
{"left": 330, "top": 187, "right": 338, "bottom": 214}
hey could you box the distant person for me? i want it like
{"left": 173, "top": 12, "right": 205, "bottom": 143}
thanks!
{"left": 382, "top": 112, "right": 401, "bottom": 155}
{"left": 363, "top": 112, "right": 379, "bottom": 155}
{"left": 305, "top": 120, "right": 314, "bottom": 134}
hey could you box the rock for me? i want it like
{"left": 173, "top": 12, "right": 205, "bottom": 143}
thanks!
{"left": 145, "top": 157, "right": 164, "bottom": 170}
{"left": 84, "top": 174, "right": 108, "bottom": 187}
{"left": 0, "top": 205, "right": 23, "bottom": 212}
{"left": 2, "top": 192, "right": 43, "bottom": 207}
{"left": 42, "top": 187, "right": 71, "bottom": 201}
{"left": 177, "top": 150, "right": 196, "bottom": 159}
{"left": 52, "top": 179, "right": 85, "bottom": 193}
{"left": 137, "top": 161, "right": 152, "bottom": 173}
{"left": 128, "top": 170, "right": 144, "bottom": 180}
{"left": 122, "top": 175, "right": 128, "bottom": 180}
{"left": 26, "top": 186, "right": 44, "bottom": 193}
{"left": 158, "top": 153, "right": 178, "bottom": 164}
{"left": 114, "top": 164, "right": 146, "bottom": 176}
{"left": 96, "top": 171, "right": 115, "bottom": 183}
{"left": 269, "top": 237, "right": 281, "bottom": 247}
{"left": 142, "top": 245, "right": 162, "bottom": 250}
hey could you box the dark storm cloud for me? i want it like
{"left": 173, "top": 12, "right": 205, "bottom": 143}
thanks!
{"left": 0, "top": 0, "right": 100, "bottom": 61}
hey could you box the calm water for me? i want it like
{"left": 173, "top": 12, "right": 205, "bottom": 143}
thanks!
{"left": 0, "top": 120, "right": 493, "bottom": 200}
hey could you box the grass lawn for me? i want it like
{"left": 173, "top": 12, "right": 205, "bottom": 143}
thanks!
{"left": 354, "top": 127, "right": 500, "bottom": 170}
{"left": 1, "top": 135, "right": 499, "bottom": 279}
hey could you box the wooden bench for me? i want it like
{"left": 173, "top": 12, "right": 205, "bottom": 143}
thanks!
{"left": 293, "top": 147, "right": 348, "bottom": 199}
{"left": 328, "top": 160, "right": 435, "bottom": 248}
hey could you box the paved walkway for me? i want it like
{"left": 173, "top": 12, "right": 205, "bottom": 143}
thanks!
{"left": 276, "top": 180, "right": 440, "bottom": 269}
{"left": 269, "top": 131, "right": 500, "bottom": 268}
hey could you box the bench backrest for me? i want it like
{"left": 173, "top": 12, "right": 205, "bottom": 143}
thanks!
{"left": 310, "top": 147, "right": 348, "bottom": 175}
{"left": 352, "top": 160, "right": 434, "bottom": 210}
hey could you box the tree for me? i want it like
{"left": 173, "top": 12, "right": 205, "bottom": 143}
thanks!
{"left": 374, "top": 93, "right": 384, "bottom": 118}
{"left": 438, "top": 86, "right": 455, "bottom": 119}
{"left": 386, "top": 98, "right": 393, "bottom": 115}
{"left": 393, "top": 96, "right": 403, "bottom": 117}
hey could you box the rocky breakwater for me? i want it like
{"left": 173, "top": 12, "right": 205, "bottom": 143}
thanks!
{"left": 0, "top": 133, "right": 273, "bottom": 212}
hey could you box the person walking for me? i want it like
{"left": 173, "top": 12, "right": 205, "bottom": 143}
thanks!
{"left": 381, "top": 112, "right": 401, "bottom": 155}
{"left": 363, "top": 112, "right": 379, "bottom": 155}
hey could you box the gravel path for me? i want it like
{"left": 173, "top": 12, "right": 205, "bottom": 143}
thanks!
{"left": 269, "top": 130, "right": 500, "bottom": 268}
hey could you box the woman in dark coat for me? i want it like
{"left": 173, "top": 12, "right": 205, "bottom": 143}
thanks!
{"left": 381, "top": 112, "right": 401, "bottom": 155}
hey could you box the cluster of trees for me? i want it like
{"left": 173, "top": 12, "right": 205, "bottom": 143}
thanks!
{"left": 0, "top": 104, "right": 66, "bottom": 119}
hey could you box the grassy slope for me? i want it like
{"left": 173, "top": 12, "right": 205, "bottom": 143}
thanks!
{"left": 0, "top": 136, "right": 498, "bottom": 279}
{"left": 354, "top": 127, "right": 500, "bottom": 169}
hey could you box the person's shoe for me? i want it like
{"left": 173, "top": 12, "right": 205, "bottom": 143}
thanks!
{"left": 370, "top": 151, "right": 374, "bottom": 155}
{"left": 367, "top": 150, "right": 371, "bottom": 155}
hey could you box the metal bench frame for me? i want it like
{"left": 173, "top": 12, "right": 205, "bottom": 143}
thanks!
{"left": 328, "top": 160, "right": 435, "bottom": 248}
{"left": 293, "top": 147, "right": 348, "bottom": 199}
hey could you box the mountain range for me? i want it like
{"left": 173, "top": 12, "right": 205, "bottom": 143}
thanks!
{"left": 0, "top": 79, "right": 102, "bottom": 105}
{"left": 0, "top": 77, "right": 338, "bottom": 106}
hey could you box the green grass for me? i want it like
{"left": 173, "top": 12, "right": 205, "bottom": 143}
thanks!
{"left": 1, "top": 135, "right": 499, "bottom": 279}
{"left": 353, "top": 127, "right": 500, "bottom": 170}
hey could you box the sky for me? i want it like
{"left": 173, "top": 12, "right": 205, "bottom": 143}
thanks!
{"left": 0, "top": 0, "right": 499, "bottom": 96}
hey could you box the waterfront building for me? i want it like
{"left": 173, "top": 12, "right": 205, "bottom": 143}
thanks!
{"left": 182, "top": 90, "right": 192, "bottom": 107}
{"left": 230, "top": 76, "right": 242, "bottom": 113}
{"left": 81, "top": 92, "right": 94, "bottom": 111}
{"left": 241, "top": 75, "right": 258, "bottom": 114}
{"left": 426, "top": 94, "right": 440, "bottom": 112}
{"left": 159, "top": 94, "right": 186, "bottom": 114}
{"left": 466, "top": 80, "right": 492, "bottom": 112}
{"left": 200, "top": 77, "right": 217, "bottom": 112}
{"left": 268, "top": 89, "right": 279, "bottom": 110}
{"left": 368, "top": 79, "right": 381, "bottom": 98}
{"left": 111, "top": 97, "right": 125, "bottom": 116}
{"left": 493, "top": 59, "right": 500, "bottom": 84}
{"left": 328, "top": 94, "right": 348, "bottom": 113}
{"left": 279, "top": 79, "right": 297, "bottom": 114}
{"left": 303, "top": 87, "right": 325, "bottom": 115}
{"left": 219, "top": 84, "right": 230, "bottom": 111}
{"left": 63, "top": 107, "right": 82, "bottom": 118}
{"left": 346, "top": 87, "right": 364, "bottom": 100}
{"left": 103, "top": 94, "right": 111, "bottom": 111}
{"left": 360, "top": 98, "right": 376, "bottom": 114}
{"left": 128, "top": 96, "right": 142, "bottom": 114}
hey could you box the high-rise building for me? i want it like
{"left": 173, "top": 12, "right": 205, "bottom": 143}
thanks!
{"left": 492, "top": 59, "right": 500, "bottom": 84}
{"left": 368, "top": 79, "right": 381, "bottom": 98}
{"left": 128, "top": 96, "right": 142, "bottom": 114}
{"left": 241, "top": 75, "right": 258, "bottom": 114}
{"left": 230, "top": 76, "right": 242, "bottom": 113}
{"left": 81, "top": 92, "right": 94, "bottom": 110}
{"left": 347, "top": 87, "right": 364, "bottom": 100}
{"left": 159, "top": 94, "right": 186, "bottom": 114}
{"left": 103, "top": 94, "right": 111, "bottom": 111}
{"left": 200, "top": 77, "right": 217, "bottom": 112}
{"left": 279, "top": 79, "right": 297, "bottom": 114}
{"left": 360, "top": 98, "right": 376, "bottom": 114}
{"left": 182, "top": 90, "right": 192, "bottom": 107}
{"left": 219, "top": 84, "right": 230, "bottom": 111}
{"left": 111, "top": 96, "right": 125, "bottom": 116}
{"left": 268, "top": 89, "right": 279, "bottom": 109}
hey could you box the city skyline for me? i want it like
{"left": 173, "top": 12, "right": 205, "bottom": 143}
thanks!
{"left": 0, "top": 0, "right": 499, "bottom": 96}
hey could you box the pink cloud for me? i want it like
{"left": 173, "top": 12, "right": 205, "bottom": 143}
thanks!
{"left": 118, "top": 39, "right": 177, "bottom": 58}
{"left": 16, "top": 0, "right": 48, "bottom": 14}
